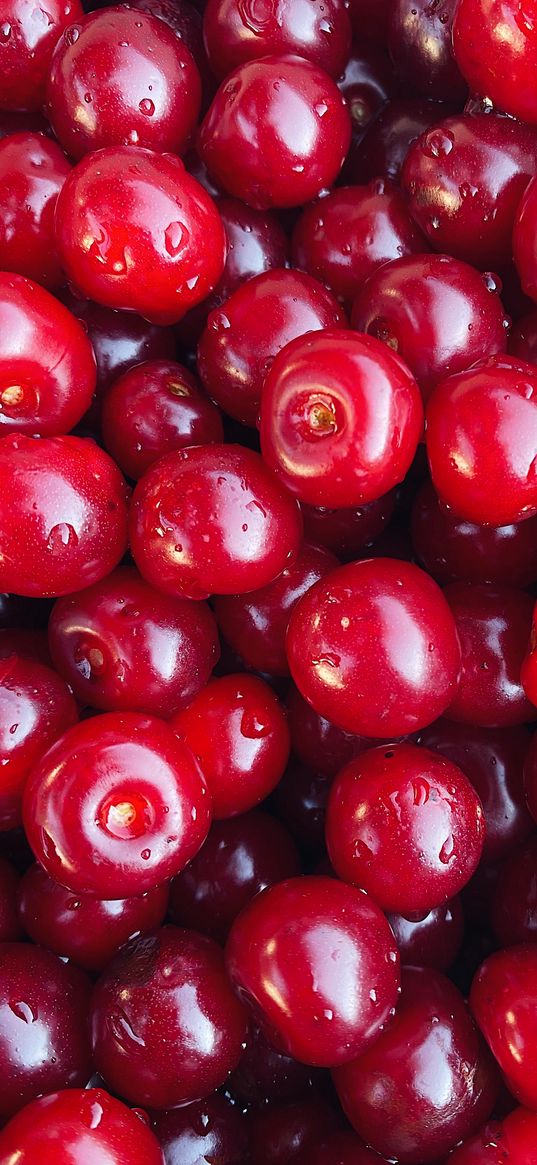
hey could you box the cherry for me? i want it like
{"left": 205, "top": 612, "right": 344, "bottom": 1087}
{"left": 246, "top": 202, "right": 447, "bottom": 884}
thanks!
{"left": 351, "top": 254, "right": 508, "bottom": 402}
{"left": 338, "top": 40, "right": 397, "bottom": 145}
{"left": 490, "top": 834, "right": 537, "bottom": 947}
{"left": 512, "top": 176, "right": 537, "bottom": 307}
{"left": 23, "top": 711, "right": 211, "bottom": 898}
{"left": 270, "top": 761, "right": 333, "bottom": 858}
{"left": 388, "top": 0, "right": 466, "bottom": 102}
{"left": 0, "top": 652, "right": 78, "bottom": 831}
{"left": 203, "top": 0, "right": 351, "bottom": 81}
{"left": 0, "top": 434, "right": 129, "bottom": 598}
{"left": 214, "top": 541, "right": 338, "bottom": 678}
{"left": 470, "top": 945, "right": 537, "bottom": 1111}
{"left": 48, "top": 566, "right": 220, "bottom": 718}
{"left": 169, "top": 810, "right": 301, "bottom": 943}
{"left": 388, "top": 896, "right": 464, "bottom": 973}
{"left": 300, "top": 492, "right": 396, "bottom": 561}
{"left": 453, "top": 0, "right": 537, "bottom": 127}
{"left": 0, "top": 133, "right": 71, "bottom": 291}
{"left": 286, "top": 557, "right": 461, "bottom": 738}
{"left": 229, "top": 1020, "right": 319, "bottom": 1106}
{"left": 199, "top": 55, "right": 351, "bottom": 209}
{"left": 509, "top": 307, "right": 537, "bottom": 363}
{"left": 0, "top": 0, "right": 84, "bottom": 112}
{"left": 0, "top": 1089, "right": 165, "bottom": 1165}
{"left": 334, "top": 966, "right": 499, "bottom": 1164}
{"left": 0, "top": 858, "right": 22, "bottom": 940}
{"left": 55, "top": 147, "right": 226, "bottom": 325}
{"left": 0, "top": 942, "right": 91, "bottom": 1121}
{"left": 152, "top": 1092, "right": 249, "bottom": 1165}
{"left": 91, "top": 925, "right": 248, "bottom": 1108}
{"left": 286, "top": 684, "right": 375, "bottom": 778}
{"left": 446, "top": 1108, "right": 537, "bottom": 1165}
{"left": 348, "top": 96, "right": 457, "bottom": 185}
{"left": 294, "top": 1130, "right": 391, "bottom": 1165}
{"left": 129, "top": 443, "right": 303, "bottom": 600}
{"left": 63, "top": 291, "right": 176, "bottom": 396}
{"left": 523, "top": 731, "right": 537, "bottom": 824}
{"left": 248, "top": 1096, "right": 343, "bottom": 1165}
{"left": 225, "top": 874, "right": 400, "bottom": 1067}
{"left": 426, "top": 356, "right": 537, "bottom": 526}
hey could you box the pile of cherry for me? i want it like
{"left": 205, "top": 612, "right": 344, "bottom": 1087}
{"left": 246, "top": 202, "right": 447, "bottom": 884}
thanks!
{"left": 5, "top": 0, "right": 537, "bottom": 1161}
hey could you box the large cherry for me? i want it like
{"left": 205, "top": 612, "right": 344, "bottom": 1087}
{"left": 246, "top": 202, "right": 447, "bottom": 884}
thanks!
{"left": 202, "top": 0, "right": 351, "bottom": 81}
{"left": 388, "top": 0, "right": 466, "bottom": 101}
{"left": 286, "top": 684, "right": 375, "bottom": 778}
{"left": 62, "top": 291, "right": 176, "bottom": 395}
{"left": 470, "top": 945, "right": 537, "bottom": 1111}
{"left": 446, "top": 1108, "right": 537, "bottom": 1164}
{"left": 229, "top": 1019, "right": 319, "bottom": 1106}
{"left": 152, "top": 1093, "right": 249, "bottom": 1165}
{"left": 0, "top": 0, "right": 84, "bottom": 112}
{"left": 350, "top": 96, "right": 457, "bottom": 185}
{"left": 490, "top": 833, "right": 537, "bottom": 947}
{"left": 300, "top": 492, "right": 396, "bottom": 561}
{"left": 388, "top": 897, "right": 464, "bottom": 973}
{"left": 0, "top": 133, "right": 71, "bottom": 290}
{"left": 453, "top": 0, "right": 537, "bottom": 127}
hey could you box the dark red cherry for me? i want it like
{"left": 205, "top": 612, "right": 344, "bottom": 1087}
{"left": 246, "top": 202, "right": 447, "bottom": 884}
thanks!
{"left": 509, "top": 307, "right": 537, "bottom": 363}
{"left": 48, "top": 566, "right": 220, "bottom": 718}
{"left": 513, "top": 177, "right": 537, "bottom": 308}
{"left": 0, "top": 0, "right": 84, "bottom": 112}
{"left": 0, "top": 434, "right": 129, "bottom": 598}
{"left": 446, "top": 1108, "right": 537, "bottom": 1165}
{"left": 300, "top": 492, "right": 395, "bottom": 561}
{"left": 0, "top": 942, "right": 91, "bottom": 1121}
{"left": 153, "top": 1092, "right": 249, "bottom": 1165}
{"left": 388, "top": 0, "right": 466, "bottom": 102}
{"left": 0, "top": 1088, "right": 165, "bottom": 1165}
{"left": 91, "top": 925, "right": 248, "bottom": 1108}
{"left": 18, "top": 862, "right": 169, "bottom": 972}
{"left": 0, "top": 858, "right": 21, "bottom": 940}
{"left": 334, "top": 966, "right": 499, "bottom": 1164}
{"left": 523, "top": 731, "right": 537, "bottom": 825}
{"left": 453, "top": 0, "right": 537, "bottom": 127}
{"left": 347, "top": 0, "right": 390, "bottom": 43}
{"left": 226, "top": 874, "right": 400, "bottom": 1067}
{"left": 229, "top": 1019, "right": 320, "bottom": 1105}
{"left": 470, "top": 945, "right": 537, "bottom": 1111}
{"left": 63, "top": 290, "right": 176, "bottom": 396}
{"left": 169, "top": 810, "right": 301, "bottom": 943}
{"left": 388, "top": 896, "right": 464, "bottom": 973}
{"left": 270, "top": 761, "right": 334, "bottom": 858}
{"left": 286, "top": 684, "right": 375, "bottom": 779}
{"left": 351, "top": 254, "right": 508, "bottom": 402}
{"left": 295, "top": 1130, "right": 392, "bottom": 1165}
{"left": 0, "top": 133, "right": 71, "bottom": 291}
{"left": 348, "top": 96, "right": 457, "bottom": 185}
{"left": 338, "top": 40, "right": 397, "bottom": 143}
{"left": 129, "top": 443, "right": 303, "bottom": 601}
{"left": 124, "top": 0, "right": 209, "bottom": 93}
{"left": 0, "top": 109, "right": 50, "bottom": 138}
{"left": 199, "top": 55, "right": 351, "bottom": 210}
{"left": 287, "top": 558, "right": 461, "bottom": 738}
{"left": 490, "top": 833, "right": 537, "bottom": 947}
{"left": 248, "top": 1097, "right": 343, "bottom": 1165}
{"left": 23, "top": 712, "right": 211, "bottom": 898}
{"left": 203, "top": 0, "right": 351, "bottom": 81}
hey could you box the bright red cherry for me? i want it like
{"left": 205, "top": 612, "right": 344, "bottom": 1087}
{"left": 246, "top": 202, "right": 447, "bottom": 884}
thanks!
{"left": 203, "top": 0, "right": 351, "bottom": 81}
{"left": 0, "top": 1089, "right": 165, "bottom": 1165}
{"left": 0, "top": 858, "right": 21, "bottom": 941}
{"left": 153, "top": 1093, "right": 249, "bottom": 1165}
{"left": 63, "top": 290, "right": 176, "bottom": 396}
{"left": 350, "top": 96, "right": 457, "bottom": 186}
{"left": 287, "top": 558, "right": 461, "bottom": 738}
{"left": 453, "top": 0, "right": 537, "bottom": 127}
{"left": 334, "top": 966, "right": 499, "bottom": 1164}
{"left": 199, "top": 55, "right": 351, "bottom": 210}
{"left": 248, "top": 1097, "right": 343, "bottom": 1165}
{"left": 125, "top": 0, "right": 209, "bottom": 89}
{"left": 388, "top": 0, "right": 466, "bottom": 101}
{"left": 226, "top": 874, "right": 400, "bottom": 1067}
{"left": 388, "top": 896, "right": 464, "bottom": 973}
{"left": 446, "top": 1108, "right": 537, "bottom": 1165}
{"left": 48, "top": 566, "right": 220, "bottom": 718}
{"left": 426, "top": 356, "right": 537, "bottom": 526}
{"left": 129, "top": 443, "right": 303, "bottom": 601}
{"left": 23, "top": 712, "right": 211, "bottom": 898}
{"left": 0, "top": 133, "right": 71, "bottom": 291}
{"left": 91, "top": 925, "right": 248, "bottom": 1108}
{"left": 490, "top": 833, "right": 537, "bottom": 947}
{"left": 0, "top": 0, "right": 84, "bottom": 112}
{"left": 55, "top": 146, "right": 226, "bottom": 325}
{"left": 470, "top": 945, "right": 537, "bottom": 1111}
{"left": 0, "top": 434, "right": 129, "bottom": 598}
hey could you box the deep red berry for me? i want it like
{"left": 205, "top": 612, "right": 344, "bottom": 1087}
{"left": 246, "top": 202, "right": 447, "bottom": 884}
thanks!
{"left": 248, "top": 1097, "right": 343, "bottom": 1165}
{"left": 453, "top": 0, "right": 537, "bottom": 127}
{"left": 153, "top": 1093, "right": 249, "bottom": 1165}
{"left": 388, "top": 896, "right": 464, "bottom": 973}
{"left": 490, "top": 833, "right": 537, "bottom": 947}
{"left": 0, "top": 0, "right": 84, "bottom": 112}
{"left": 0, "top": 133, "right": 71, "bottom": 290}
{"left": 203, "top": 0, "right": 351, "bottom": 81}
{"left": 470, "top": 945, "right": 537, "bottom": 1111}
{"left": 388, "top": 0, "right": 466, "bottom": 101}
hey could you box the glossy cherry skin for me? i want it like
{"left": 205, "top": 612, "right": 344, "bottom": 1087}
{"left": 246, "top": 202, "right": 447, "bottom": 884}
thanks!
{"left": 0, "top": 133, "right": 71, "bottom": 291}
{"left": 129, "top": 443, "right": 303, "bottom": 601}
{"left": 426, "top": 356, "right": 537, "bottom": 526}
{"left": 153, "top": 1093, "right": 249, "bottom": 1165}
{"left": 48, "top": 566, "right": 220, "bottom": 718}
{"left": 352, "top": 254, "right": 508, "bottom": 402}
{"left": 229, "top": 1020, "right": 319, "bottom": 1105}
{"left": 349, "top": 96, "right": 457, "bottom": 186}
{"left": 287, "top": 557, "right": 461, "bottom": 738}
{"left": 442, "top": 583, "right": 536, "bottom": 728}
{"left": 295, "top": 1130, "right": 390, "bottom": 1165}
{"left": 55, "top": 147, "right": 226, "bottom": 325}
{"left": 471, "top": 945, "right": 537, "bottom": 1110}
{"left": 291, "top": 181, "right": 425, "bottom": 310}
{"left": 338, "top": 40, "right": 397, "bottom": 143}
{"left": 0, "top": 942, "right": 92, "bottom": 1121}
{"left": 388, "top": 896, "right": 464, "bottom": 973}
{"left": 63, "top": 291, "right": 176, "bottom": 396}
{"left": 334, "top": 966, "right": 499, "bottom": 1164}
{"left": 286, "top": 684, "right": 375, "bottom": 778}
{"left": 198, "top": 268, "right": 345, "bottom": 428}
{"left": 248, "top": 1097, "right": 343, "bottom": 1165}
{"left": 199, "top": 55, "right": 351, "bottom": 210}
{"left": 388, "top": 0, "right": 466, "bottom": 102}
{"left": 0, "top": 0, "right": 84, "bottom": 112}
{"left": 0, "top": 1089, "right": 165, "bottom": 1165}
{"left": 0, "top": 858, "right": 21, "bottom": 940}
{"left": 203, "top": 0, "right": 350, "bottom": 81}
{"left": 411, "top": 480, "right": 537, "bottom": 588}
{"left": 0, "top": 434, "right": 129, "bottom": 598}
{"left": 0, "top": 273, "right": 96, "bottom": 436}
{"left": 401, "top": 113, "right": 537, "bottom": 272}
{"left": 327, "top": 743, "right": 485, "bottom": 915}
{"left": 214, "top": 541, "right": 338, "bottom": 677}
{"left": 0, "top": 652, "right": 78, "bottom": 831}
{"left": 91, "top": 925, "right": 248, "bottom": 1108}
{"left": 490, "top": 834, "right": 537, "bottom": 947}
{"left": 23, "top": 712, "right": 211, "bottom": 899}
{"left": 226, "top": 874, "right": 400, "bottom": 1068}
{"left": 510, "top": 307, "right": 537, "bottom": 363}
{"left": 446, "top": 1108, "right": 537, "bottom": 1165}
{"left": 512, "top": 177, "right": 537, "bottom": 307}
{"left": 453, "top": 0, "right": 537, "bottom": 127}
{"left": 260, "top": 329, "right": 423, "bottom": 508}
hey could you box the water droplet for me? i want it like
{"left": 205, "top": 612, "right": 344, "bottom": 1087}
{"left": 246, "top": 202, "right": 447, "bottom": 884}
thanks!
{"left": 323, "top": 1008, "right": 334, "bottom": 1020}
{"left": 0, "top": 21, "right": 11, "bottom": 39}
{"left": 353, "top": 838, "right": 373, "bottom": 860}
{"left": 210, "top": 311, "right": 231, "bottom": 331}
{"left": 109, "top": 1009, "right": 146, "bottom": 1049}
{"left": 8, "top": 723, "right": 18, "bottom": 735}
{"left": 319, "top": 17, "right": 332, "bottom": 31}
{"left": 10, "top": 1000, "right": 37, "bottom": 1023}
{"left": 64, "top": 23, "right": 80, "bottom": 44}
{"left": 459, "top": 181, "right": 478, "bottom": 199}
{"left": 315, "top": 101, "right": 329, "bottom": 118}
{"left": 412, "top": 779, "right": 430, "bottom": 807}
{"left": 482, "top": 271, "right": 502, "bottom": 294}
{"left": 369, "top": 988, "right": 378, "bottom": 1004}
{"left": 46, "top": 523, "right": 78, "bottom": 552}
{"left": 292, "top": 163, "right": 305, "bottom": 173}
{"left": 439, "top": 835, "right": 455, "bottom": 864}
{"left": 185, "top": 275, "right": 199, "bottom": 291}
{"left": 241, "top": 710, "right": 270, "bottom": 738}
{"left": 422, "top": 128, "right": 454, "bottom": 158}
{"left": 140, "top": 848, "right": 151, "bottom": 860}
{"left": 237, "top": 0, "right": 277, "bottom": 33}
{"left": 139, "top": 97, "right": 155, "bottom": 116}
{"left": 164, "top": 221, "right": 189, "bottom": 258}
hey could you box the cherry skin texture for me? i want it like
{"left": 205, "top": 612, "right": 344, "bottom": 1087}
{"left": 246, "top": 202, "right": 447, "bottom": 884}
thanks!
{"left": 490, "top": 833, "right": 537, "bottom": 947}
{"left": 388, "top": 896, "right": 464, "bottom": 973}
{"left": 388, "top": 0, "right": 466, "bottom": 101}
{"left": 0, "top": 273, "right": 96, "bottom": 437}
{"left": 260, "top": 329, "right": 423, "bottom": 508}
{"left": 0, "top": 434, "right": 129, "bottom": 598}
{"left": 447, "top": 1108, "right": 537, "bottom": 1165}
{"left": 426, "top": 356, "right": 537, "bottom": 526}
{"left": 0, "top": 133, "right": 71, "bottom": 290}
{"left": 0, "top": 1089, "right": 165, "bottom": 1165}
{"left": 286, "top": 557, "right": 461, "bottom": 739}
{"left": 199, "top": 54, "right": 351, "bottom": 210}
{"left": 63, "top": 291, "right": 176, "bottom": 396}
{"left": 23, "top": 712, "right": 211, "bottom": 899}
{"left": 352, "top": 254, "right": 508, "bottom": 402}
{"left": 247, "top": 1097, "right": 343, "bottom": 1165}
{"left": 202, "top": 0, "right": 351, "bottom": 81}
{"left": 0, "top": 858, "right": 21, "bottom": 941}
{"left": 152, "top": 1093, "right": 249, "bottom": 1165}
{"left": 300, "top": 491, "right": 396, "bottom": 561}
{"left": 91, "top": 925, "right": 248, "bottom": 1108}
{"left": 470, "top": 945, "right": 537, "bottom": 1110}
{"left": 214, "top": 541, "right": 338, "bottom": 678}
{"left": 350, "top": 96, "right": 457, "bottom": 186}
{"left": 0, "top": 0, "right": 84, "bottom": 112}
{"left": 443, "top": 583, "right": 536, "bottom": 728}
{"left": 18, "top": 862, "right": 169, "bottom": 972}
{"left": 0, "top": 942, "right": 92, "bottom": 1121}
{"left": 169, "top": 810, "right": 301, "bottom": 943}
{"left": 512, "top": 177, "right": 537, "bottom": 307}
{"left": 334, "top": 966, "right": 499, "bottom": 1164}
{"left": 198, "top": 268, "right": 345, "bottom": 429}
{"left": 225, "top": 874, "right": 400, "bottom": 1068}
{"left": 291, "top": 181, "right": 425, "bottom": 310}
{"left": 327, "top": 743, "right": 485, "bottom": 915}
{"left": 286, "top": 684, "right": 375, "bottom": 779}
{"left": 129, "top": 443, "right": 303, "bottom": 601}
{"left": 453, "top": 0, "right": 537, "bottom": 127}
{"left": 48, "top": 566, "right": 220, "bottom": 718}
{"left": 0, "top": 652, "right": 78, "bottom": 831}
{"left": 229, "top": 1019, "right": 318, "bottom": 1106}
{"left": 55, "top": 147, "right": 226, "bottom": 325}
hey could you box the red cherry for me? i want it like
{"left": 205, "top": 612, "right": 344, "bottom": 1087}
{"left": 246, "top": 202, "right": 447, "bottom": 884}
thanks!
{"left": 270, "top": 761, "right": 334, "bottom": 859}
{"left": 294, "top": 1130, "right": 392, "bottom": 1165}
{"left": 349, "top": 96, "right": 458, "bottom": 185}
{"left": 286, "top": 684, "right": 375, "bottom": 779}
{"left": 347, "top": 0, "right": 390, "bottom": 42}
{"left": 0, "top": 0, "right": 84, "bottom": 112}
{"left": 388, "top": 0, "right": 466, "bottom": 102}
{"left": 152, "top": 1093, "right": 249, "bottom": 1165}
{"left": 338, "top": 40, "right": 398, "bottom": 145}
{"left": 229, "top": 1019, "right": 320, "bottom": 1105}
{"left": 446, "top": 1108, "right": 537, "bottom": 1165}
{"left": 453, "top": 0, "right": 537, "bottom": 127}
{"left": 490, "top": 833, "right": 537, "bottom": 947}
{"left": 63, "top": 290, "right": 176, "bottom": 396}
{"left": 300, "top": 491, "right": 396, "bottom": 560}
{"left": 0, "top": 133, "right": 71, "bottom": 290}
{"left": 248, "top": 1097, "right": 343, "bottom": 1165}
{"left": 388, "top": 896, "right": 464, "bottom": 973}
{"left": 470, "top": 945, "right": 537, "bottom": 1111}
{"left": 124, "top": 0, "right": 211, "bottom": 100}
{"left": 0, "top": 858, "right": 21, "bottom": 941}
{"left": 203, "top": 0, "right": 351, "bottom": 81}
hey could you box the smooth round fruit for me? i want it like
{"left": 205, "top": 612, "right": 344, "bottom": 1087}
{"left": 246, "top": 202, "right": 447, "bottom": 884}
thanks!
{"left": 153, "top": 1093, "right": 249, "bottom": 1165}
{"left": 286, "top": 684, "right": 375, "bottom": 778}
{"left": 351, "top": 96, "right": 457, "bottom": 185}
{"left": 337, "top": 40, "right": 397, "bottom": 144}
{"left": 388, "top": 0, "right": 466, "bottom": 101}
{"left": 0, "top": 133, "right": 71, "bottom": 290}
{"left": 229, "top": 1019, "right": 318, "bottom": 1106}
{"left": 446, "top": 1108, "right": 537, "bottom": 1164}
{"left": 388, "top": 897, "right": 464, "bottom": 973}
{"left": 0, "top": 0, "right": 84, "bottom": 112}
{"left": 300, "top": 492, "right": 396, "bottom": 560}
{"left": 470, "top": 945, "right": 537, "bottom": 1110}
{"left": 202, "top": 0, "right": 351, "bottom": 80}
{"left": 453, "top": 0, "right": 537, "bottom": 127}
{"left": 248, "top": 1097, "right": 343, "bottom": 1165}
{"left": 63, "top": 291, "right": 176, "bottom": 394}
{"left": 513, "top": 176, "right": 537, "bottom": 307}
